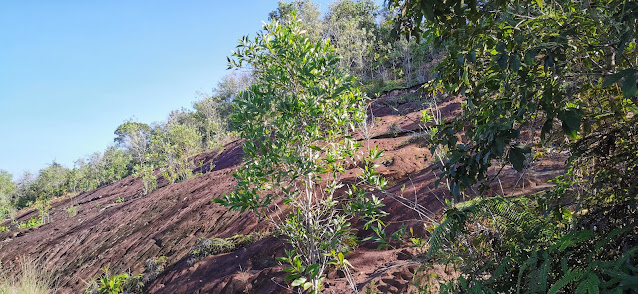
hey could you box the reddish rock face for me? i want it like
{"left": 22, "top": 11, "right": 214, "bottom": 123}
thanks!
{"left": 0, "top": 89, "right": 565, "bottom": 293}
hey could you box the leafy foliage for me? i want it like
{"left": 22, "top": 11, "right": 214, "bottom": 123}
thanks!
{"left": 390, "top": 0, "right": 637, "bottom": 199}
{"left": 85, "top": 267, "right": 144, "bottom": 294}
{"left": 387, "top": 0, "right": 638, "bottom": 292}
{"left": 215, "top": 13, "right": 387, "bottom": 292}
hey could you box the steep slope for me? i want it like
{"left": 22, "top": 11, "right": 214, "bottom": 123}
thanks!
{"left": 0, "top": 89, "right": 566, "bottom": 293}
{"left": 0, "top": 141, "right": 251, "bottom": 292}
{"left": 147, "top": 89, "right": 566, "bottom": 293}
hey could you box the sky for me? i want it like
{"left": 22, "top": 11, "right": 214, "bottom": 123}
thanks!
{"left": 0, "top": 0, "right": 348, "bottom": 179}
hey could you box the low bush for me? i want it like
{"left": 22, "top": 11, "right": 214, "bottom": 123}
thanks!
{"left": 17, "top": 216, "right": 44, "bottom": 230}
{"left": 85, "top": 267, "right": 143, "bottom": 294}
{"left": 141, "top": 256, "right": 166, "bottom": 284}
{"left": 65, "top": 205, "right": 78, "bottom": 217}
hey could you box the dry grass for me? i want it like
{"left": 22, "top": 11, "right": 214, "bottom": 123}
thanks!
{"left": 0, "top": 257, "right": 55, "bottom": 294}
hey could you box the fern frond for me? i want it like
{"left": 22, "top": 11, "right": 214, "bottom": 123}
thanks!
{"left": 427, "top": 207, "right": 468, "bottom": 256}
{"left": 575, "top": 273, "right": 600, "bottom": 294}
{"left": 516, "top": 251, "right": 538, "bottom": 294}
{"left": 548, "top": 270, "right": 584, "bottom": 294}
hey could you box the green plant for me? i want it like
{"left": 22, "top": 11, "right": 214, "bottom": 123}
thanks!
{"left": 34, "top": 200, "right": 51, "bottom": 225}
{"left": 0, "top": 257, "right": 54, "bottom": 294}
{"left": 114, "top": 197, "right": 124, "bottom": 204}
{"left": 135, "top": 164, "right": 156, "bottom": 196}
{"left": 141, "top": 256, "right": 167, "bottom": 284}
{"left": 216, "top": 13, "right": 387, "bottom": 293}
{"left": 387, "top": 123, "right": 403, "bottom": 137}
{"left": 0, "top": 226, "right": 8, "bottom": 232}
{"left": 65, "top": 205, "right": 78, "bottom": 217}
{"left": 364, "top": 280, "right": 380, "bottom": 294}
{"left": 18, "top": 216, "right": 44, "bottom": 229}
{"left": 386, "top": 0, "right": 638, "bottom": 292}
{"left": 86, "top": 267, "right": 143, "bottom": 294}
{"left": 188, "top": 233, "right": 268, "bottom": 265}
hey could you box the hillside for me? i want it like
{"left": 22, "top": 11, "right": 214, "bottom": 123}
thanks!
{"left": 0, "top": 89, "right": 566, "bottom": 293}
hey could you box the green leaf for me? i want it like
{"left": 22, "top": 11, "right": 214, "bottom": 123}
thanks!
{"left": 549, "top": 270, "right": 584, "bottom": 294}
{"left": 602, "top": 69, "right": 637, "bottom": 88}
{"left": 621, "top": 73, "right": 637, "bottom": 98}
{"left": 303, "top": 282, "right": 313, "bottom": 290}
{"left": 558, "top": 108, "right": 583, "bottom": 139}
{"left": 575, "top": 273, "right": 600, "bottom": 294}
{"left": 305, "top": 264, "right": 320, "bottom": 277}
{"left": 619, "top": 276, "right": 638, "bottom": 289}
{"left": 556, "top": 230, "right": 594, "bottom": 252}
{"left": 508, "top": 144, "right": 530, "bottom": 171}
{"left": 510, "top": 54, "right": 521, "bottom": 72}
{"left": 309, "top": 145, "right": 322, "bottom": 151}
{"left": 291, "top": 277, "right": 307, "bottom": 287}
{"left": 541, "top": 118, "right": 553, "bottom": 141}
{"left": 525, "top": 49, "right": 538, "bottom": 65}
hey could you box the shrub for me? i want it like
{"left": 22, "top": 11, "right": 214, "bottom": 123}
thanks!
{"left": 65, "top": 205, "right": 78, "bottom": 217}
{"left": 141, "top": 256, "right": 167, "bottom": 284}
{"left": 17, "top": 216, "right": 43, "bottom": 230}
{"left": 85, "top": 267, "right": 143, "bottom": 294}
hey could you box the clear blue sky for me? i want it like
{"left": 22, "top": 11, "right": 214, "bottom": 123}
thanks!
{"left": 0, "top": 0, "right": 347, "bottom": 179}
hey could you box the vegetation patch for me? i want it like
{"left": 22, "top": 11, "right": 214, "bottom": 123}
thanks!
{"left": 187, "top": 233, "right": 270, "bottom": 265}
{"left": 0, "top": 257, "right": 55, "bottom": 294}
{"left": 85, "top": 256, "right": 167, "bottom": 294}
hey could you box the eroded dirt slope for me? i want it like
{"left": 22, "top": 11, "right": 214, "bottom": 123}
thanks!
{"left": 0, "top": 88, "right": 566, "bottom": 293}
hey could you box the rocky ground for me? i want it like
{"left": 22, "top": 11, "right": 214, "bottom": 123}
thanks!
{"left": 0, "top": 88, "right": 566, "bottom": 293}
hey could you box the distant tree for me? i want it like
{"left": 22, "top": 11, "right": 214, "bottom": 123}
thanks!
{"left": 324, "top": 0, "right": 378, "bottom": 77}
{"left": 167, "top": 108, "right": 198, "bottom": 129}
{"left": 151, "top": 122, "right": 202, "bottom": 184}
{"left": 13, "top": 171, "right": 35, "bottom": 206}
{"left": 98, "top": 146, "right": 132, "bottom": 186}
{"left": 0, "top": 170, "right": 15, "bottom": 203}
{"left": 193, "top": 72, "right": 251, "bottom": 148}
{"left": 269, "top": 0, "right": 324, "bottom": 40}
{"left": 213, "top": 71, "right": 253, "bottom": 103}
{"left": 0, "top": 170, "right": 16, "bottom": 219}
{"left": 12, "top": 162, "right": 72, "bottom": 207}
{"left": 114, "top": 120, "right": 153, "bottom": 166}
{"left": 192, "top": 95, "right": 227, "bottom": 149}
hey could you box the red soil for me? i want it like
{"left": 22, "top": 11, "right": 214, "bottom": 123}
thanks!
{"left": 0, "top": 89, "right": 566, "bottom": 293}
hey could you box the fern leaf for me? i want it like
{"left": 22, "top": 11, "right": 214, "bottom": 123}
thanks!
{"left": 575, "top": 273, "right": 599, "bottom": 294}
{"left": 548, "top": 270, "right": 584, "bottom": 294}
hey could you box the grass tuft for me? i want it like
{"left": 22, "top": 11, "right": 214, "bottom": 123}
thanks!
{"left": 0, "top": 257, "right": 55, "bottom": 294}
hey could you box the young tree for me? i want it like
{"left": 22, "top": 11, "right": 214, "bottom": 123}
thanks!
{"left": 216, "top": 14, "right": 386, "bottom": 293}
